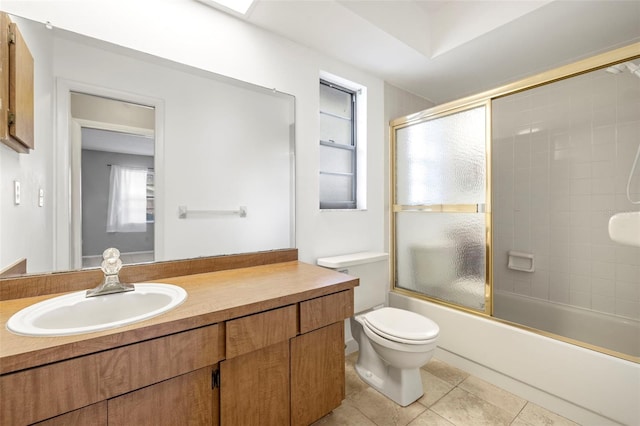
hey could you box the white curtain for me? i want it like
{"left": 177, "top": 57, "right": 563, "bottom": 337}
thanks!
{"left": 106, "top": 165, "right": 147, "bottom": 233}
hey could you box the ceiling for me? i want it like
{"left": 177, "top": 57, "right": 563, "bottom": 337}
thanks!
{"left": 244, "top": 0, "right": 640, "bottom": 104}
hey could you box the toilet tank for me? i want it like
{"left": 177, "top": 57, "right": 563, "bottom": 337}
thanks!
{"left": 411, "top": 243, "right": 457, "bottom": 288}
{"left": 317, "top": 252, "right": 389, "bottom": 313}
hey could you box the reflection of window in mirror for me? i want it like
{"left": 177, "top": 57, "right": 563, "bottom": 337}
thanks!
{"left": 107, "top": 165, "right": 148, "bottom": 233}
{"left": 319, "top": 72, "right": 367, "bottom": 210}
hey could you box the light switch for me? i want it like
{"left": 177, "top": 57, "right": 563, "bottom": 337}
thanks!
{"left": 14, "top": 181, "right": 20, "bottom": 205}
{"left": 39, "top": 188, "right": 44, "bottom": 207}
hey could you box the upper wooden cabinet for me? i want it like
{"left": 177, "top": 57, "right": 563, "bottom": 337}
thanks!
{"left": 1, "top": 12, "right": 34, "bottom": 153}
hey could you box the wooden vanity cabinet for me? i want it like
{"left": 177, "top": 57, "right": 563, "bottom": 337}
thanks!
{"left": 33, "top": 402, "right": 107, "bottom": 426}
{"left": 219, "top": 290, "right": 353, "bottom": 426}
{"left": 108, "top": 366, "right": 218, "bottom": 425}
{"left": 220, "top": 305, "right": 297, "bottom": 425}
{"left": 2, "top": 287, "right": 355, "bottom": 426}
{"left": 0, "top": 324, "right": 223, "bottom": 425}
{"left": 291, "top": 290, "right": 354, "bottom": 426}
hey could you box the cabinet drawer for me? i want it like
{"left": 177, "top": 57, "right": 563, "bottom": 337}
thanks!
{"left": 0, "top": 324, "right": 222, "bottom": 425}
{"left": 299, "top": 290, "right": 354, "bottom": 334}
{"left": 226, "top": 305, "right": 297, "bottom": 358}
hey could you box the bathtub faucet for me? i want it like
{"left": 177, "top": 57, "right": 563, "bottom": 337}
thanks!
{"left": 86, "top": 248, "right": 135, "bottom": 297}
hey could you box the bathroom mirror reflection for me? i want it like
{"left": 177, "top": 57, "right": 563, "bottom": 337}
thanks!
{"left": 0, "top": 13, "right": 295, "bottom": 276}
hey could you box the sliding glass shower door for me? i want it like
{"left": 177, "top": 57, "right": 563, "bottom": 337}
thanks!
{"left": 392, "top": 103, "right": 490, "bottom": 313}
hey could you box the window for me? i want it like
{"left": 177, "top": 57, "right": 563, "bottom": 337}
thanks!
{"left": 106, "top": 165, "right": 148, "bottom": 233}
{"left": 319, "top": 79, "right": 357, "bottom": 209}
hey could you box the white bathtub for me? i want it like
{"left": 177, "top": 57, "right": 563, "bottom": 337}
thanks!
{"left": 493, "top": 291, "right": 640, "bottom": 358}
{"left": 389, "top": 291, "right": 640, "bottom": 426}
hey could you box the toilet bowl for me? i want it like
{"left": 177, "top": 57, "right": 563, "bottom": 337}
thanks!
{"left": 350, "top": 307, "right": 439, "bottom": 406}
{"left": 317, "top": 252, "right": 440, "bottom": 406}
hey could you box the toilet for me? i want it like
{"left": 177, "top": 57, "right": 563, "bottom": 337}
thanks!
{"left": 317, "top": 252, "right": 440, "bottom": 406}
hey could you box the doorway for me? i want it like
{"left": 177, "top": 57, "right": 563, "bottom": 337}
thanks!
{"left": 55, "top": 85, "right": 161, "bottom": 270}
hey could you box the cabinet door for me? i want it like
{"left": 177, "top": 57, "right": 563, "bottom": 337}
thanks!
{"left": 8, "top": 20, "right": 34, "bottom": 150}
{"left": 34, "top": 402, "right": 107, "bottom": 426}
{"left": 220, "top": 341, "right": 290, "bottom": 426}
{"left": 108, "top": 366, "right": 217, "bottom": 426}
{"left": 291, "top": 322, "right": 345, "bottom": 426}
{"left": 0, "top": 12, "right": 34, "bottom": 153}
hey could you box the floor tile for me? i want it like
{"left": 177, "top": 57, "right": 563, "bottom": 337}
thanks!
{"left": 407, "top": 409, "right": 456, "bottom": 426}
{"left": 347, "top": 387, "right": 426, "bottom": 426}
{"left": 511, "top": 417, "right": 534, "bottom": 426}
{"left": 458, "top": 375, "right": 527, "bottom": 417}
{"left": 345, "top": 354, "right": 369, "bottom": 396}
{"left": 311, "top": 399, "right": 376, "bottom": 426}
{"left": 422, "top": 358, "right": 470, "bottom": 386}
{"left": 430, "top": 387, "right": 515, "bottom": 426}
{"left": 318, "top": 354, "right": 579, "bottom": 426}
{"left": 516, "top": 402, "right": 580, "bottom": 426}
{"left": 417, "top": 369, "right": 455, "bottom": 407}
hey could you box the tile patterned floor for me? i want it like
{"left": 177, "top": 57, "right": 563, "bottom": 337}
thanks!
{"left": 312, "top": 353, "right": 580, "bottom": 426}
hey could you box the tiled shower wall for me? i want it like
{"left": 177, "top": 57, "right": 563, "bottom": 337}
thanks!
{"left": 492, "top": 65, "right": 640, "bottom": 320}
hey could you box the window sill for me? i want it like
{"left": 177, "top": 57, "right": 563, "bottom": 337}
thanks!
{"left": 320, "top": 208, "right": 367, "bottom": 212}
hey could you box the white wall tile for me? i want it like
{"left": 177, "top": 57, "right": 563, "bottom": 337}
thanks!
{"left": 569, "top": 290, "right": 591, "bottom": 309}
{"left": 531, "top": 270, "right": 550, "bottom": 298}
{"left": 615, "top": 264, "right": 639, "bottom": 285}
{"left": 615, "top": 280, "right": 639, "bottom": 301}
{"left": 592, "top": 261, "right": 615, "bottom": 280}
{"left": 615, "top": 299, "right": 640, "bottom": 319}
{"left": 570, "top": 178, "right": 590, "bottom": 195}
{"left": 591, "top": 244, "right": 616, "bottom": 263}
{"left": 591, "top": 160, "right": 614, "bottom": 178}
{"left": 592, "top": 124, "right": 615, "bottom": 145}
{"left": 592, "top": 294, "right": 615, "bottom": 315}
{"left": 615, "top": 246, "right": 640, "bottom": 265}
{"left": 592, "top": 277, "right": 614, "bottom": 296}
{"left": 569, "top": 272, "right": 591, "bottom": 293}
{"left": 492, "top": 68, "right": 640, "bottom": 320}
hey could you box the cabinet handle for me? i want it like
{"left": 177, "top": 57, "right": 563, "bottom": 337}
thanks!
{"left": 212, "top": 369, "right": 220, "bottom": 389}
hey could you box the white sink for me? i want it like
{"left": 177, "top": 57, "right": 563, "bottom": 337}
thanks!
{"left": 608, "top": 212, "right": 640, "bottom": 247}
{"left": 6, "top": 283, "right": 187, "bottom": 337}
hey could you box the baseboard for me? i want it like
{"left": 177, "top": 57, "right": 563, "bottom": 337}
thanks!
{"left": 345, "top": 337, "right": 358, "bottom": 355}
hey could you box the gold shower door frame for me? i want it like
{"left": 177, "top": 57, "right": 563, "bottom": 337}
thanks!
{"left": 391, "top": 101, "right": 493, "bottom": 316}
{"left": 389, "top": 42, "right": 640, "bottom": 362}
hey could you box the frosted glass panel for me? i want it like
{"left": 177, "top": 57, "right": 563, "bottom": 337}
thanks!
{"left": 320, "top": 173, "right": 353, "bottom": 202}
{"left": 320, "top": 145, "right": 353, "bottom": 174}
{"left": 395, "top": 212, "right": 486, "bottom": 311}
{"left": 395, "top": 106, "right": 486, "bottom": 205}
{"left": 320, "top": 113, "right": 352, "bottom": 146}
{"left": 320, "top": 83, "right": 352, "bottom": 118}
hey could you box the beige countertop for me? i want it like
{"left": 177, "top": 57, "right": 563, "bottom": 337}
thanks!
{"left": 0, "top": 261, "right": 358, "bottom": 375}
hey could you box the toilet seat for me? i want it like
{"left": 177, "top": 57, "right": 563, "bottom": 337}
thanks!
{"left": 361, "top": 307, "right": 439, "bottom": 345}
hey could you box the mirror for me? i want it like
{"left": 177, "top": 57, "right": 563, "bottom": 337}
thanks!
{"left": 0, "top": 13, "right": 295, "bottom": 277}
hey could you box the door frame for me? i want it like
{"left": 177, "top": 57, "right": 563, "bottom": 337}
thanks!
{"left": 54, "top": 79, "right": 165, "bottom": 270}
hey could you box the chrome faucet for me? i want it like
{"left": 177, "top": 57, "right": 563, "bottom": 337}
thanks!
{"left": 86, "top": 248, "right": 135, "bottom": 297}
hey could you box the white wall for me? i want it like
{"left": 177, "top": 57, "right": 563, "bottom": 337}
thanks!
{"left": 0, "top": 16, "right": 54, "bottom": 274}
{"left": 2, "top": 0, "right": 387, "bottom": 267}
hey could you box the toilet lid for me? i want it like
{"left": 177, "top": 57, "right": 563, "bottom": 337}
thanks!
{"left": 362, "top": 307, "right": 439, "bottom": 344}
